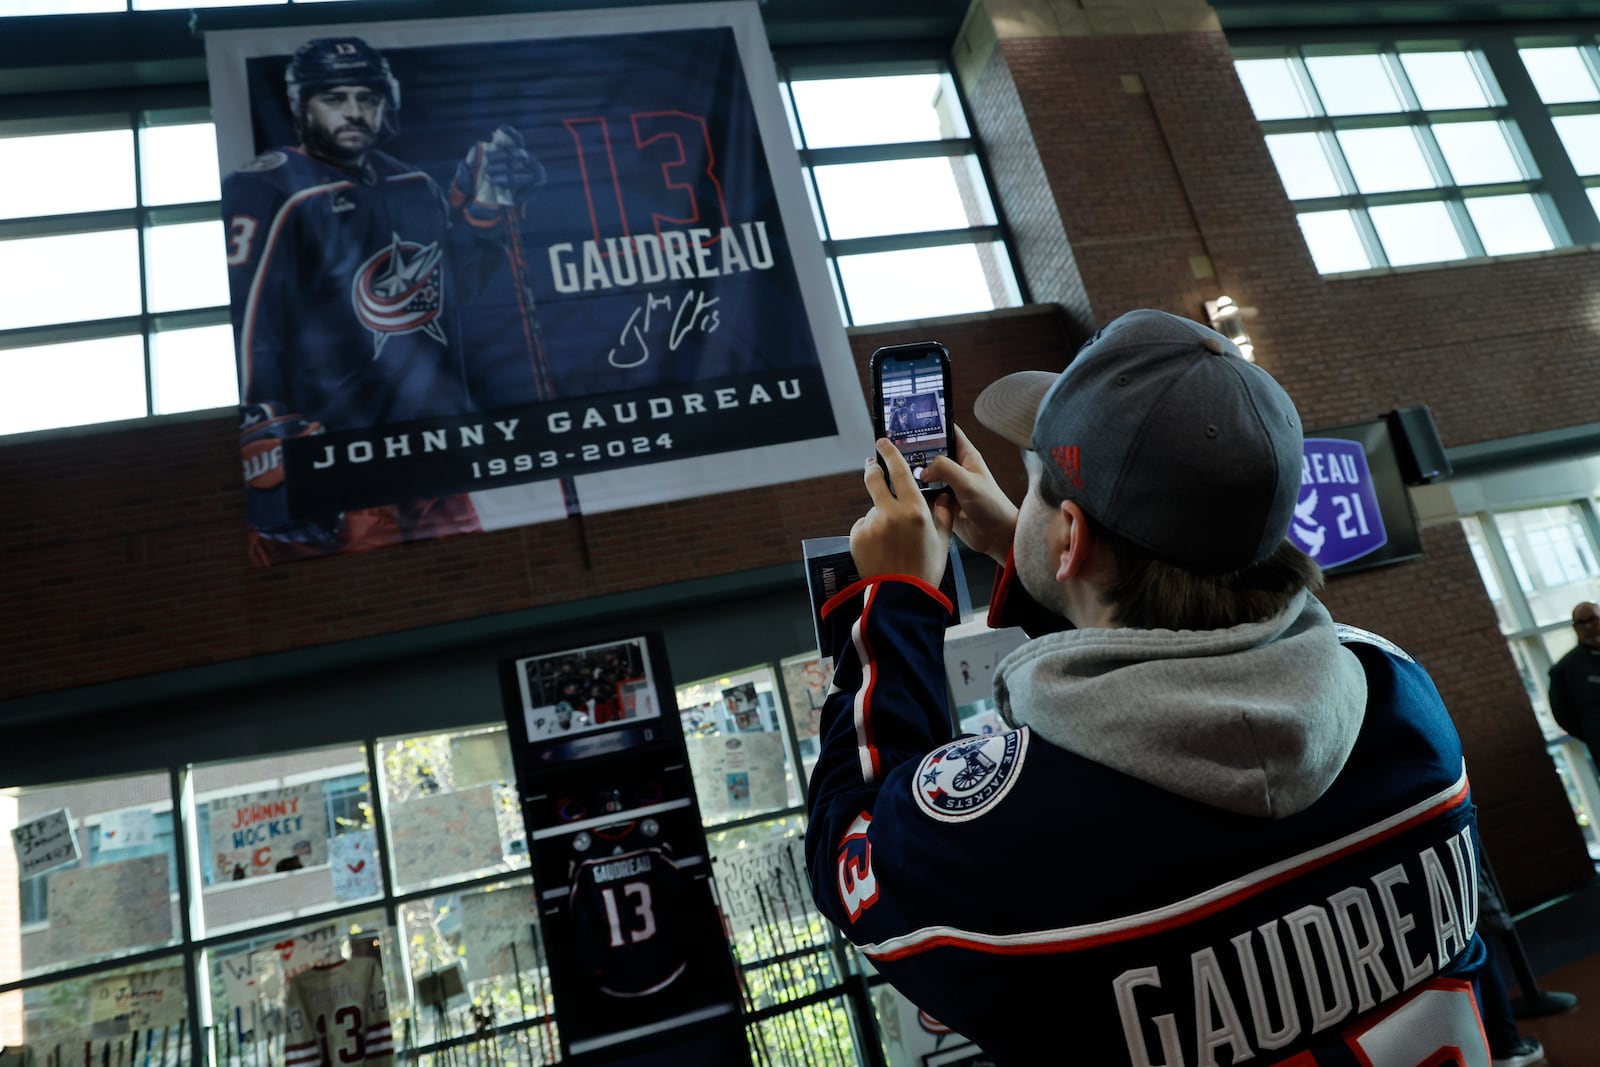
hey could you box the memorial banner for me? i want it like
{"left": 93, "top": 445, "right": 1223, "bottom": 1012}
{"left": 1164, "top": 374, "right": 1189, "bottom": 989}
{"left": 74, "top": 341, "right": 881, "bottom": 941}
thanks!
{"left": 205, "top": 2, "right": 869, "bottom": 564}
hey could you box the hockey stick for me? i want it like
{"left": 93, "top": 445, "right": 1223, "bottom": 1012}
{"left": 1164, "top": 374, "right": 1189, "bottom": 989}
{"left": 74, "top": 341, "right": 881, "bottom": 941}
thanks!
{"left": 772, "top": 869, "right": 843, "bottom": 1067}
{"left": 507, "top": 940, "right": 533, "bottom": 1067}
{"left": 755, "top": 884, "right": 810, "bottom": 1066}
{"left": 526, "top": 920, "right": 557, "bottom": 1064}
{"left": 709, "top": 879, "right": 772, "bottom": 1067}
{"left": 499, "top": 204, "right": 581, "bottom": 523}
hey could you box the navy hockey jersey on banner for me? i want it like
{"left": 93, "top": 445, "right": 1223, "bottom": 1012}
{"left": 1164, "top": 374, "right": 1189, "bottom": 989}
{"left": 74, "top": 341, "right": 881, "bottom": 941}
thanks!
{"left": 216, "top": 17, "right": 854, "bottom": 541}
{"left": 568, "top": 820, "right": 690, "bottom": 998}
{"left": 224, "top": 147, "right": 474, "bottom": 431}
{"left": 806, "top": 577, "right": 1488, "bottom": 1067}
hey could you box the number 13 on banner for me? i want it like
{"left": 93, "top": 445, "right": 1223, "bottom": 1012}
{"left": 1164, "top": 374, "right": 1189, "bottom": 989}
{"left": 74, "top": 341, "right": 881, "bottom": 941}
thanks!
{"left": 1272, "top": 980, "right": 1488, "bottom": 1067}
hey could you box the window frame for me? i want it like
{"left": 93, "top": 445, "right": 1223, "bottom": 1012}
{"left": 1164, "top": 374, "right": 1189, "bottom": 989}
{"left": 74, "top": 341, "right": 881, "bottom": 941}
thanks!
{"left": 0, "top": 92, "right": 234, "bottom": 438}
{"left": 774, "top": 52, "right": 1027, "bottom": 325}
{"left": 1462, "top": 501, "right": 1600, "bottom": 862}
{"left": 1232, "top": 33, "right": 1600, "bottom": 274}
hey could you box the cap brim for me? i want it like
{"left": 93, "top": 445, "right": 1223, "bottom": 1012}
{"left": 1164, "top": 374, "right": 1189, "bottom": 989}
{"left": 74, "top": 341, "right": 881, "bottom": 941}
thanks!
{"left": 974, "top": 370, "right": 1059, "bottom": 450}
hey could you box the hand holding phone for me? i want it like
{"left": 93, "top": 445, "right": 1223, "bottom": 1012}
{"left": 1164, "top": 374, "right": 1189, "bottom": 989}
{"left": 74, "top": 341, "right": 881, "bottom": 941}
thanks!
{"left": 869, "top": 340, "right": 953, "bottom": 498}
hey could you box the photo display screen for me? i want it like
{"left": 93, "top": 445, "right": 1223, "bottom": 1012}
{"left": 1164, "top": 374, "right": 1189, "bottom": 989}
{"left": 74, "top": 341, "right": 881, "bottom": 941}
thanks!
{"left": 879, "top": 349, "right": 951, "bottom": 486}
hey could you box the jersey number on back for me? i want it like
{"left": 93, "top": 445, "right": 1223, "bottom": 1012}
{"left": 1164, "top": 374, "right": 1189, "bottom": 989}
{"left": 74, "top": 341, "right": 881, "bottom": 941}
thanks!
{"left": 599, "top": 880, "right": 657, "bottom": 947}
{"left": 1274, "top": 980, "right": 1488, "bottom": 1067}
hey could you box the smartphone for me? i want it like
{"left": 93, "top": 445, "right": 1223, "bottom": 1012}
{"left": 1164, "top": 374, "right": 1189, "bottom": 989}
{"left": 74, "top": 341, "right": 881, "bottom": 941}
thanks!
{"left": 869, "top": 341, "right": 953, "bottom": 497}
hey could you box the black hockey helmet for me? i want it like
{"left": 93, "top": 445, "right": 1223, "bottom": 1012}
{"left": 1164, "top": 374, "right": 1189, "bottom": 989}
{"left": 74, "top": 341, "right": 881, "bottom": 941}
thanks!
{"left": 285, "top": 37, "right": 401, "bottom": 133}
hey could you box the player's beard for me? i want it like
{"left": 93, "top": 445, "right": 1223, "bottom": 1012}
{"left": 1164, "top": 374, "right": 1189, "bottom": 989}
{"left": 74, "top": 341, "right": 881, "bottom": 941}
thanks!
{"left": 303, "top": 118, "right": 377, "bottom": 168}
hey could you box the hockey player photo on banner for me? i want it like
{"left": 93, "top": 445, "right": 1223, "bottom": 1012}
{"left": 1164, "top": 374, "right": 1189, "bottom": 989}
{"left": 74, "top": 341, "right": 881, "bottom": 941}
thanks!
{"left": 205, "top": 2, "right": 870, "bottom": 565}
{"left": 514, "top": 636, "right": 658, "bottom": 744}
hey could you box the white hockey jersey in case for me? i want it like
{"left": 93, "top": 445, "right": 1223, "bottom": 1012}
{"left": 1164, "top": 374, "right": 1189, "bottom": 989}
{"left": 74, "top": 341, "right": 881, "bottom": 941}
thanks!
{"left": 284, "top": 956, "right": 394, "bottom": 1067}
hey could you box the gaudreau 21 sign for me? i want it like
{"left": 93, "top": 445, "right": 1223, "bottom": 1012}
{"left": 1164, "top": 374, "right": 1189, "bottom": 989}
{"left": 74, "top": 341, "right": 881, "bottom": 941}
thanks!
{"left": 1289, "top": 438, "right": 1388, "bottom": 571}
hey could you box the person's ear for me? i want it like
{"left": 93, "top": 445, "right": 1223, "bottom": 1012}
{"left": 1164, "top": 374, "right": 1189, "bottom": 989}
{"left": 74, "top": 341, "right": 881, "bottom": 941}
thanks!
{"left": 1058, "top": 500, "right": 1093, "bottom": 581}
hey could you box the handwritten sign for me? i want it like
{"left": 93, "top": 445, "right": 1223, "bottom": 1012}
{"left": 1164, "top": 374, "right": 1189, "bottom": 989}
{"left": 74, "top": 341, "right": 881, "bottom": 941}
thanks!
{"left": 96, "top": 808, "right": 157, "bottom": 853}
{"left": 943, "top": 625, "right": 1028, "bottom": 710}
{"left": 460, "top": 886, "right": 536, "bottom": 979}
{"left": 13, "top": 808, "right": 79, "bottom": 880}
{"left": 329, "top": 830, "right": 381, "bottom": 902}
{"left": 215, "top": 923, "right": 344, "bottom": 1035}
{"left": 209, "top": 782, "right": 327, "bottom": 879}
{"left": 780, "top": 656, "right": 831, "bottom": 742}
{"left": 389, "top": 787, "right": 504, "bottom": 887}
{"left": 710, "top": 833, "right": 806, "bottom": 935}
{"left": 48, "top": 855, "right": 173, "bottom": 958}
{"left": 451, "top": 733, "right": 514, "bottom": 789}
{"left": 217, "top": 948, "right": 262, "bottom": 1015}
{"left": 90, "top": 966, "right": 186, "bottom": 1027}
{"left": 687, "top": 734, "right": 789, "bottom": 819}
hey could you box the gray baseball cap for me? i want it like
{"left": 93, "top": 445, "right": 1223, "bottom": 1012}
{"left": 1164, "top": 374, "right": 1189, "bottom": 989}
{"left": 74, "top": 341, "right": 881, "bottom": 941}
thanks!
{"left": 974, "top": 309, "right": 1303, "bottom": 571}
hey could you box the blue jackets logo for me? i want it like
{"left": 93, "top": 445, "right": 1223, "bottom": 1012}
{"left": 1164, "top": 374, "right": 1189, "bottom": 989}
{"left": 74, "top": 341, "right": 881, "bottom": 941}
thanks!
{"left": 1289, "top": 438, "right": 1388, "bottom": 570}
{"left": 352, "top": 233, "right": 447, "bottom": 355}
{"left": 914, "top": 730, "right": 1027, "bottom": 823}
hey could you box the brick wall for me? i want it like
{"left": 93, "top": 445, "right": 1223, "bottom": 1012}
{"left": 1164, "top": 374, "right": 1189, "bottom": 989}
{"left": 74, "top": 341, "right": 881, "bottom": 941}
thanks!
{"left": 2, "top": 4, "right": 1592, "bottom": 914}
{"left": 964, "top": 17, "right": 1594, "bottom": 907}
{"left": 0, "top": 307, "right": 1070, "bottom": 707}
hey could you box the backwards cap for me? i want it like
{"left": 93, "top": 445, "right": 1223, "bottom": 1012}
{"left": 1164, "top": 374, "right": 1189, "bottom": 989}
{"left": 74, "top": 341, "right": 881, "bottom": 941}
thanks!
{"left": 974, "top": 309, "right": 1302, "bottom": 572}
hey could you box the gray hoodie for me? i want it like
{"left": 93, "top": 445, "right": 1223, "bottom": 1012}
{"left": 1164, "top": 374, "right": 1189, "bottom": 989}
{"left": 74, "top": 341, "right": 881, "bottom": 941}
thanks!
{"left": 992, "top": 590, "right": 1368, "bottom": 819}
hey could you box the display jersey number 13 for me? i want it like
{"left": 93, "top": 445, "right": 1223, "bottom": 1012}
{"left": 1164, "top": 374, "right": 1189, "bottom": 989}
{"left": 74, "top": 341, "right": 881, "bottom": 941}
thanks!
{"left": 570, "top": 845, "right": 690, "bottom": 998}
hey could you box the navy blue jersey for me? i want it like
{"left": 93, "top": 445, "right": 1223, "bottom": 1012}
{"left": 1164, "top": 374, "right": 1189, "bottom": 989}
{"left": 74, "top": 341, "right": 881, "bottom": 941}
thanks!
{"left": 568, "top": 820, "right": 689, "bottom": 998}
{"left": 807, "top": 577, "right": 1488, "bottom": 1066}
{"left": 223, "top": 147, "right": 473, "bottom": 430}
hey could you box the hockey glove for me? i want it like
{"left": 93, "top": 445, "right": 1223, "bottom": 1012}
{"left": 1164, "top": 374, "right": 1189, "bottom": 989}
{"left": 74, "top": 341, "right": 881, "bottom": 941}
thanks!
{"left": 451, "top": 125, "right": 546, "bottom": 226}
{"left": 239, "top": 403, "right": 344, "bottom": 550}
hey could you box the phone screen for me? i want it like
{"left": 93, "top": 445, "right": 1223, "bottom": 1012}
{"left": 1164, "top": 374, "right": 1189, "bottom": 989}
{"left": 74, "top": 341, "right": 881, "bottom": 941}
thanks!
{"left": 876, "top": 345, "right": 951, "bottom": 491}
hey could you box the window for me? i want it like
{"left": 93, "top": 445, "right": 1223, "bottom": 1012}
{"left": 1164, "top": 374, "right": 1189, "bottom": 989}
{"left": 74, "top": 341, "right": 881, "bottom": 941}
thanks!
{"left": 1493, "top": 505, "right": 1600, "bottom": 627}
{"left": 1520, "top": 43, "right": 1600, "bottom": 206}
{"left": 780, "top": 64, "right": 1023, "bottom": 326}
{"left": 1235, "top": 44, "right": 1573, "bottom": 272}
{"left": 2, "top": 687, "right": 871, "bottom": 1058}
{"left": 675, "top": 665, "right": 805, "bottom": 826}
{"left": 0, "top": 110, "right": 237, "bottom": 439}
{"left": 5, "top": 771, "right": 180, "bottom": 981}
{"left": 1462, "top": 502, "right": 1600, "bottom": 861}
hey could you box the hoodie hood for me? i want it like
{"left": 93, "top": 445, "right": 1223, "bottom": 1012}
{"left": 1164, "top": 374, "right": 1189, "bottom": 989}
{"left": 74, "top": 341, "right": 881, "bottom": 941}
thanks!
{"left": 992, "top": 591, "right": 1366, "bottom": 818}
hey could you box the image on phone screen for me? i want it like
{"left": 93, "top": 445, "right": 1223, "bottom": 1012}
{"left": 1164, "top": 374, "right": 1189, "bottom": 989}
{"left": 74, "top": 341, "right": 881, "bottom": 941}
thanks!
{"left": 879, "top": 353, "right": 950, "bottom": 488}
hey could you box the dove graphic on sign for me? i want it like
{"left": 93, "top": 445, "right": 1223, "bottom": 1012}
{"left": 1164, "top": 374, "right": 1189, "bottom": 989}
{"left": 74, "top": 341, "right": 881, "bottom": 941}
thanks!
{"left": 1290, "top": 439, "right": 1388, "bottom": 570}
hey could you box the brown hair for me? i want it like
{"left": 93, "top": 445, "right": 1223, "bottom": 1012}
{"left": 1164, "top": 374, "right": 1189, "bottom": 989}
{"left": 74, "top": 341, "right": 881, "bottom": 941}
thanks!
{"left": 1036, "top": 472, "right": 1323, "bottom": 630}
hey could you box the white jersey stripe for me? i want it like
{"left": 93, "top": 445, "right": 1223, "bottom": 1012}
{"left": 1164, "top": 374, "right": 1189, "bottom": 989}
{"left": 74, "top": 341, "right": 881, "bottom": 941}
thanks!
{"left": 850, "top": 582, "right": 883, "bottom": 783}
{"left": 859, "top": 762, "right": 1471, "bottom": 961}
